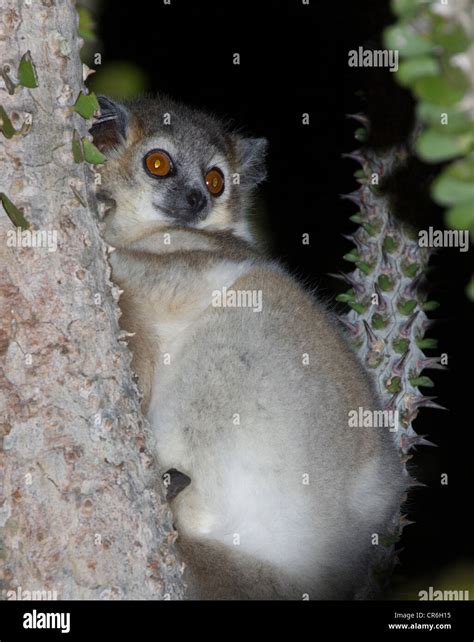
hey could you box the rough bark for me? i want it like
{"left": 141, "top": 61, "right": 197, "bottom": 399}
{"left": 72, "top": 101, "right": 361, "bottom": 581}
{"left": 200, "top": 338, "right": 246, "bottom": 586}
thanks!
{"left": 0, "top": 0, "right": 185, "bottom": 599}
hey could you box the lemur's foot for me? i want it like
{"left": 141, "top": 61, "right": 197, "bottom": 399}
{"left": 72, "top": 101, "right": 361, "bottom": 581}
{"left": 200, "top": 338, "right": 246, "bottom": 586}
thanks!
{"left": 162, "top": 468, "right": 191, "bottom": 501}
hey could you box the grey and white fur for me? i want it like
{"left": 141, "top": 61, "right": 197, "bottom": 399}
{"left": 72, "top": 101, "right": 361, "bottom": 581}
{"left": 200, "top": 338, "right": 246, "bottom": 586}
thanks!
{"left": 91, "top": 95, "right": 406, "bottom": 600}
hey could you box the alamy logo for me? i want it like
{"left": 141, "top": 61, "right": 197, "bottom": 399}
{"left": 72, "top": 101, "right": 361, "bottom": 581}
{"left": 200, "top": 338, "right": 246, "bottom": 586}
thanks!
{"left": 418, "top": 587, "right": 470, "bottom": 601}
{"left": 6, "top": 227, "right": 58, "bottom": 252}
{"left": 348, "top": 407, "right": 399, "bottom": 432}
{"left": 3, "top": 586, "right": 58, "bottom": 600}
{"left": 23, "top": 609, "right": 70, "bottom": 634}
{"left": 418, "top": 227, "right": 469, "bottom": 253}
{"left": 212, "top": 287, "right": 263, "bottom": 312}
{"left": 348, "top": 46, "right": 399, "bottom": 72}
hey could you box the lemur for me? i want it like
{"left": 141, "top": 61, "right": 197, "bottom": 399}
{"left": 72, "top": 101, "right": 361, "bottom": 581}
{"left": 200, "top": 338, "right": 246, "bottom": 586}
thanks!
{"left": 91, "top": 95, "right": 406, "bottom": 599}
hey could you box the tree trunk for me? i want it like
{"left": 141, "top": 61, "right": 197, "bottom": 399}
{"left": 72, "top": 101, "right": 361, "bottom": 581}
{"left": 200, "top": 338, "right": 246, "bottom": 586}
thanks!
{"left": 0, "top": 0, "right": 184, "bottom": 599}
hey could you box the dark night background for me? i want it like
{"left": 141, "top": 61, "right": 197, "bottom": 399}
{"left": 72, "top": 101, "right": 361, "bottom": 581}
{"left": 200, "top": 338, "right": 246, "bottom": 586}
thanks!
{"left": 87, "top": 0, "right": 473, "bottom": 597}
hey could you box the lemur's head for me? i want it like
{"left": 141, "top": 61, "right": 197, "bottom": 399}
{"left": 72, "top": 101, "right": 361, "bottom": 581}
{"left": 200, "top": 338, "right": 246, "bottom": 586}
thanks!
{"left": 91, "top": 96, "right": 267, "bottom": 246}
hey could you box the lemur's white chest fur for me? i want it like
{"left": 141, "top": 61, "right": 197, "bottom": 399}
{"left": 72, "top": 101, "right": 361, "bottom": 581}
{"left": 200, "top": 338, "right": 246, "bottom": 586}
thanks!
{"left": 92, "top": 95, "right": 406, "bottom": 599}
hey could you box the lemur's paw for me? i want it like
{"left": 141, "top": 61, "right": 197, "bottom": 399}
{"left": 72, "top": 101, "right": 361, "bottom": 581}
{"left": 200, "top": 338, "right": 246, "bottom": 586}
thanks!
{"left": 162, "top": 468, "right": 191, "bottom": 501}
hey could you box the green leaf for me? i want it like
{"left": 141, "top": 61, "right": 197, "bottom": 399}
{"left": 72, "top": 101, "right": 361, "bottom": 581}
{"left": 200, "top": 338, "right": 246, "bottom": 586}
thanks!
{"left": 390, "top": 0, "right": 421, "bottom": 19}
{"left": 336, "top": 288, "right": 356, "bottom": 303}
{"left": 18, "top": 51, "right": 38, "bottom": 88}
{"left": 73, "top": 91, "right": 99, "bottom": 119}
{"left": 371, "top": 313, "right": 387, "bottom": 330}
{"left": 82, "top": 138, "right": 107, "bottom": 164}
{"left": 402, "top": 262, "right": 419, "bottom": 278}
{"left": 422, "top": 301, "right": 440, "bottom": 312}
{"left": 72, "top": 129, "right": 84, "bottom": 163}
{"left": 355, "top": 261, "right": 373, "bottom": 275}
{"left": 362, "top": 222, "right": 377, "bottom": 236}
{"left": 0, "top": 106, "right": 31, "bottom": 138}
{"left": 443, "top": 158, "right": 474, "bottom": 182}
{"left": 378, "top": 274, "right": 394, "bottom": 291}
{"left": 386, "top": 376, "right": 402, "bottom": 394}
{"left": 393, "top": 337, "right": 409, "bottom": 354}
{"left": 413, "top": 74, "right": 466, "bottom": 106}
{"left": 73, "top": 132, "right": 108, "bottom": 165}
{"left": 383, "top": 236, "right": 398, "bottom": 252}
{"left": 0, "top": 192, "right": 30, "bottom": 230}
{"left": 77, "top": 6, "right": 96, "bottom": 42}
{"left": 404, "top": 224, "right": 419, "bottom": 241}
{"left": 416, "top": 337, "right": 438, "bottom": 350}
{"left": 369, "top": 183, "right": 381, "bottom": 196}
{"left": 1, "top": 66, "right": 17, "bottom": 95}
{"left": 354, "top": 128, "right": 367, "bottom": 143}
{"left": 88, "top": 61, "right": 148, "bottom": 101}
{"left": 0, "top": 105, "right": 15, "bottom": 138}
{"left": 409, "top": 375, "right": 435, "bottom": 388}
{"left": 348, "top": 302, "right": 367, "bottom": 314}
{"left": 466, "top": 276, "right": 474, "bottom": 301}
{"left": 432, "top": 160, "right": 474, "bottom": 206}
{"left": 349, "top": 213, "right": 363, "bottom": 224}
{"left": 417, "top": 101, "right": 473, "bottom": 134}
{"left": 397, "top": 56, "right": 438, "bottom": 85}
{"left": 416, "top": 129, "right": 473, "bottom": 162}
{"left": 431, "top": 14, "right": 471, "bottom": 55}
{"left": 343, "top": 250, "right": 360, "bottom": 263}
{"left": 398, "top": 299, "right": 417, "bottom": 315}
{"left": 384, "top": 24, "right": 432, "bottom": 57}
{"left": 445, "top": 201, "right": 474, "bottom": 236}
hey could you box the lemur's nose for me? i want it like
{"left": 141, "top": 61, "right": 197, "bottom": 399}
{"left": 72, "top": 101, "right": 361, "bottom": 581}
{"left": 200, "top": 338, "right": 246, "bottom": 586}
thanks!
{"left": 186, "top": 188, "right": 206, "bottom": 213}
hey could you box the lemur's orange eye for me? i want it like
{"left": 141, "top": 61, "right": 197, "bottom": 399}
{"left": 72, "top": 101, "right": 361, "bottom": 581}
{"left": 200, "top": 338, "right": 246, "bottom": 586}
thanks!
{"left": 144, "top": 150, "right": 173, "bottom": 177}
{"left": 205, "top": 167, "right": 225, "bottom": 197}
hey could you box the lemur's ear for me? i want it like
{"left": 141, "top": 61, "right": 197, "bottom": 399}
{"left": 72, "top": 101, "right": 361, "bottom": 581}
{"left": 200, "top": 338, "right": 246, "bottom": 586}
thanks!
{"left": 90, "top": 96, "right": 129, "bottom": 152}
{"left": 235, "top": 137, "right": 268, "bottom": 186}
